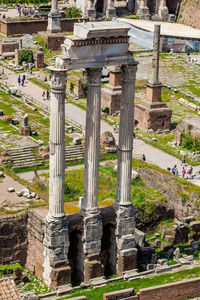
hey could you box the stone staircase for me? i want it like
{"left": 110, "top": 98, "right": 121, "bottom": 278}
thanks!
{"left": 65, "top": 145, "right": 84, "bottom": 162}
{"left": 3, "top": 146, "right": 43, "bottom": 169}
{"left": 2, "top": 145, "right": 84, "bottom": 170}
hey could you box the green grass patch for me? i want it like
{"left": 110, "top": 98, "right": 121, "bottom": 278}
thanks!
{"left": 59, "top": 267, "right": 200, "bottom": 300}
{"left": 28, "top": 77, "right": 50, "bottom": 91}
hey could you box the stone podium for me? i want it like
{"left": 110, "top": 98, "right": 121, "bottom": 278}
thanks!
{"left": 43, "top": 21, "right": 138, "bottom": 287}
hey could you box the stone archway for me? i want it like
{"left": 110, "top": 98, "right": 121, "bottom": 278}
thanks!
{"left": 68, "top": 230, "right": 84, "bottom": 283}
{"left": 100, "top": 223, "right": 117, "bottom": 276}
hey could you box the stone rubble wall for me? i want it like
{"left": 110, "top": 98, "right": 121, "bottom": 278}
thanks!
{"left": 179, "top": 0, "right": 200, "bottom": 29}
{"left": 0, "top": 213, "right": 28, "bottom": 265}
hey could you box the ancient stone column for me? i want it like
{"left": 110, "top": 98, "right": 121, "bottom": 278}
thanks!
{"left": 43, "top": 69, "right": 71, "bottom": 288}
{"left": 48, "top": 70, "right": 66, "bottom": 218}
{"left": 82, "top": 67, "right": 102, "bottom": 214}
{"left": 87, "top": 0, "right": 96, "bottom": 18}
{"left": 137, "top": 0, "right": 149, "bottom": 18}
{"left": 106, "top": 0, "right": 116, "bottom": 19}
{"left": 47, "top": 0, "right": 61, "bottom": 33}
{"left": 115, "top": 63, "right": 138, "bottom": 275}
{"left": 81, "top": 67, "right": 104, "bottom": 282}
{"left": 158, "top": 0, "right": 169, "bottom": 20}
{"left": 150, "top": 24, "right": 161, "bottom": 85}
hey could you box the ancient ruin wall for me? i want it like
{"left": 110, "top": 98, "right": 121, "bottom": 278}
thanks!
{"left": 178, "top": 0, "right": 200, "bottom": 29}
{"left": 138, "top": 167, "right": 200, "bottom": 221}
{"left": 0, "top": 213, "right": 28, "bottom": 265}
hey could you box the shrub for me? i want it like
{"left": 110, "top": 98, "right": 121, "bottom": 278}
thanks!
{"left": 65, "top": 6, "right": 82, "bottom": 19}
{"left": 18, "top": 50, "right": 33, "bottom": 65}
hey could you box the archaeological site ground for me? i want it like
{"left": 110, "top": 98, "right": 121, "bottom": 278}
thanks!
{"left": 1, "top": 0, "right": 200, "bottom": 299}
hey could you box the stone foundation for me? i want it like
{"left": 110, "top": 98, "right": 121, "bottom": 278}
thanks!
{"left": 134, "top": 83, "right": 172, "bottom": 132}
{"left": 134, "top": 103, "right": 172, "bottom": 132}
{"left": 27, "top": 205, "right": 137, "bottom": 287}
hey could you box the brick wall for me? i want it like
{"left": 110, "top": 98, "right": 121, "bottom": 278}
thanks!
{"left": 0, "top": 41, "right": 19, "bottom": 55}
{"left": 138, "top": 277, "right": 200, "bottom": 300}
{"left": 0, "top": 18, "right": 89, "bottom": 36}
{"left": 0, "top": 213, "right": 28, "bottom": 265}
{"left": 26, "top": 209, "right": 45, "bottom": 279}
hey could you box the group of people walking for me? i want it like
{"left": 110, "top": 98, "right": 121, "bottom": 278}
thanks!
{"left": 18, "top": 74, "right": 26, "bottom": 87}
{"left": 42, "top": 90, "right": 50, "bottom": 100}
{"left": 171, "top": 155, "right": 194, "bottom": 179}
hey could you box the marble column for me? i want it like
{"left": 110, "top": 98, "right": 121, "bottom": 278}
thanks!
{"left": 82, "top": 67, "right": 102, "bottom": 214}
{"left": 87, "top": 0, "right": 96, "bottom": 18}
{"left": 106, "top": 0, "right": 116, "bottom": 19}
{"left": 115, "top": 63, "right": 138, "bottom": 275}
{"left": 81, "top": 68, "right": 104, "bottom": 282}
{"left": 150, "top": 24, "right": 160, "bottom": 85}
{"left": 158, "top": 0, "right": 169, "bottom": 20}
{"left": 47, "top": 0, "right": 61, "bottom": 33}
{"left": 43, "top": 70, "right": 71, "bottom": 288}
{"left": 146, "top": 24, "right": 163, "bottom": 104}
{"left": 137, "top": 0, "right": 149, "bottom": 18}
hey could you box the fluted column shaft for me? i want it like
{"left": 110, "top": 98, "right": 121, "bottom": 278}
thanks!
{"left": 150, "top": 24, "right": 161, "bottom": 85}
{"left": 49, "top": 70, "right": 66, "bottom": 218}
{"left": 82, "top": 68, "right": 102, "bottom": 213}
{"left": 116, "top": 64, "right": 137, "bottom": 205}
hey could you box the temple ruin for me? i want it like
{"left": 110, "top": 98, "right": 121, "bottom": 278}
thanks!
{"left": 27, "top": 21, "right": 138, "bottom": 288}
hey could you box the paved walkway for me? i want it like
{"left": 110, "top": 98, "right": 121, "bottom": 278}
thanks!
{"left": 1, "top": 66, "right": 200, "bottom": 185}
{"left": 2, "top": 68, "right": 111, "bottom": 134}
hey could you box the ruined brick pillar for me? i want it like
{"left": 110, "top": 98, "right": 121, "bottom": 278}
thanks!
{"left": 43, "top": 69, "right": 71, "bottom": 289}
{"left": 81, "top": 67, "right": 104, "bottom": 283}
{"left": 115, "top": 63, "right": 138, "bottom": 275}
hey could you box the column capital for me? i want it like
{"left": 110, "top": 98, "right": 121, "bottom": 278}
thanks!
{"left": 121, "top": 64, "right": 137, "bottom": 83}
{"left": 86, "top": 68, "right": 102, "bottom": 86}
{"left": 51, "top": 70, "right": 66, "bottom": 92}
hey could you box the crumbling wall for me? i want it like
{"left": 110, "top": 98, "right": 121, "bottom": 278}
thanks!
{"left": 0, "top": 213, "right": 28, "bottom": 265}
{"left": 178, "top": 0, "right": 200, "bottom": 29}
{"left": 137, "top": 167, "right": 200, "bottom": 220}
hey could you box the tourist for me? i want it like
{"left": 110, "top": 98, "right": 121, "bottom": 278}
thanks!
{"left": 142, "top": 154, "right": 146, "bottom": 161}
{"left": 113, "top": 124, "right": 116, "bottom": 132}
{"left": 21, "top": 78, "right": 24, "bottom": 87}
{"left": 182, "top": 167, "right": 186, "bottom": 178}
{"left": 2, "top": 68, "right": 4, "bottom": 75}
{"left": 23, "top": 74, "right": 26, "bottom": 82}
{"left": 182, "top": 155, "right": 186, "bottom": 164}
{"left": 42, "top": 91, "right": 45, "bottom": 100}
{"left": 172, "top": 165, "right": 176, "bottom": 175}
{"left": 46, "top": 90, "right": 50, "bottom": 100}
{"left": 18, "top": 74, "right": 21, "bottom": 86}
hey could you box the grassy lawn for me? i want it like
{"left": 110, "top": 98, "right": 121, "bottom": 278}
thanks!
{"left": 28, "top": 77, "right": 51, "bottom": 92}
{"left": 0, "top": 89, "right": 73, "bottom": 148}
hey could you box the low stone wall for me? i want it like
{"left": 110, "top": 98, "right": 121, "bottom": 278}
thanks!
{"left": 0, "top": 213, "right": 28, "bottom": 265}
{"left": 138, "top": 277, "right": 200, "bottom": 300}
{"left": 0, "top": 18, "right": 89, "bottom": 36}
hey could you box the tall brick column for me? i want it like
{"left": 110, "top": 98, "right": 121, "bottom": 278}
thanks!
{"left": 115, "top": 63, "right": 138, "bottom": 275}
{"left": 81, "top": 67, "right": 104, "bottom": 283}
{"left": 43, "top": 69, "right": 71, "bottom": 289}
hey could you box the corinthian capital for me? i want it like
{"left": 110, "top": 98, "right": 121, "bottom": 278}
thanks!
{"left": 121, "top": 64, "right": 137, "bottom": 83}
{"left": 86, "top": 68, "right": 102, "bottom": 86}
{"left": 51, "top": 70, "right": 66, "bottom": 90}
